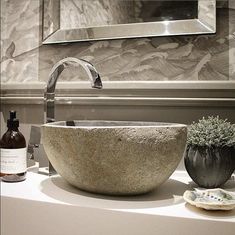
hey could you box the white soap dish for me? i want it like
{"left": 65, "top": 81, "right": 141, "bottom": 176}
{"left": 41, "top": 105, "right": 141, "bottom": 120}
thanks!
{"left": 183, "top": 188, "right": 235, "bottom": 211}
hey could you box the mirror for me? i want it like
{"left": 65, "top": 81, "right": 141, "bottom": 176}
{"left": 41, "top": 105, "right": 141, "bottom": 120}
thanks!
{"left": 42, "top": 0, "right": 216, "bottom": 44}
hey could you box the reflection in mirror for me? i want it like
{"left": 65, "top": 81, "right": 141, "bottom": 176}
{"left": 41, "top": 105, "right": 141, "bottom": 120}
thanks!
{"left": 139, "top": 0, "right": 198, "bottom": 21}
{"left": 60, "top": 0, "right": 198, "bottom": 27}
{"left": 43, "top": 0, "right": 216, "bottom": 44}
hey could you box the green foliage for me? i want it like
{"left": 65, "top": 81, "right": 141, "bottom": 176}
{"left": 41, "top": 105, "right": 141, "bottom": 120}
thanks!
{"left": 187, "top": 116, "right": 235, "bottom": 147}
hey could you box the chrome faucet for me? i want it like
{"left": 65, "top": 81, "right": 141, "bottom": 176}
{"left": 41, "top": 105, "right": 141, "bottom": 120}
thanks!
{"left": 28, "top": 57, "right": 102, "bottom": 175}
{"left": 45, "top": 57, "right": 102, "bottom": 123}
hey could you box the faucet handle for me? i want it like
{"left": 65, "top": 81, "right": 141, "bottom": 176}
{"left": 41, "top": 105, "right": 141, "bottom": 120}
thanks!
{"left": 27, "top": 125, "right": 57, "bottom": 176}
{"left": 27, "top": 143, "right": 39, "bottom": 160}
{"left": 27, "top": 125, "right": 46, "bottom": 166}
{"left": 27, "top": 125, "right": 41, "bottom": 160}
{"left": 28, "top": 125, "right": 41, "bottom": 144}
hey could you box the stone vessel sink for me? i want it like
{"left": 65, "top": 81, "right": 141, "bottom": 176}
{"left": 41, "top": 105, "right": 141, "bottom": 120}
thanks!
{"left": 42, "top": 121, "right": 187, "bottom": 196}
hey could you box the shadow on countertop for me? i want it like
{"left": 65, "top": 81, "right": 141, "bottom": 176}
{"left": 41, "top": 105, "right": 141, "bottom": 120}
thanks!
{"left": 40, "top": 176, "right": 189, "bottom": 209}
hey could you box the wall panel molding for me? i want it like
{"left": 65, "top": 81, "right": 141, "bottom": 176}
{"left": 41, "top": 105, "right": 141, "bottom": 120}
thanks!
{"left": 1, "top": 81, "right": 235, "bottom": 107}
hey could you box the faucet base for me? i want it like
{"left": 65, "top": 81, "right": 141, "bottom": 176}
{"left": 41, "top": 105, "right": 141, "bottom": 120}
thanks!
{"left": 38, "top": 166, "right": 57, "bottom": 176}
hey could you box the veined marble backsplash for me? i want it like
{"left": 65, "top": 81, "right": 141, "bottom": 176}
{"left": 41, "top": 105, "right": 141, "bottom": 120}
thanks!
{"left": 1, "top": 0, "right": 235, "bottom": 83}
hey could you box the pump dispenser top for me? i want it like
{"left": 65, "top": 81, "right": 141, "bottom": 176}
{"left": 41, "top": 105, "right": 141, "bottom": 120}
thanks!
{"left": 7, "top": 111, "right": 19, "bottom": 129}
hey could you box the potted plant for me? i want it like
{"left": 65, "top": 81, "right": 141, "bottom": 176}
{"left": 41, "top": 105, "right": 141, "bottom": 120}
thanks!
{"left": 184, "top": 116, "right": 235, "bottom": 188}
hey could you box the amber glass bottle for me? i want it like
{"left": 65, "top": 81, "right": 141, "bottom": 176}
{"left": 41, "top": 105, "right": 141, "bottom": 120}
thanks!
{"left": 0, "top": 111, "right": 27, "bottom": 182}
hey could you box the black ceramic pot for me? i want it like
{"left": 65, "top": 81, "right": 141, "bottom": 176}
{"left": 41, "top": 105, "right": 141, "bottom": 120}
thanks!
{"left": 184, "top": 145, "right": 235, "bottom": 188}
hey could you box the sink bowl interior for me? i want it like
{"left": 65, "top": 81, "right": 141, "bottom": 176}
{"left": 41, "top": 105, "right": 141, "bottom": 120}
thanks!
{"left": 42, "top": 120, "right": 187, "bottom": 196}
{"left": 46, "top": 120, "right": 185, "bottom": 127}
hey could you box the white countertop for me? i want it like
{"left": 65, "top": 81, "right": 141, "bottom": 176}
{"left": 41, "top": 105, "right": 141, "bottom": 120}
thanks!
{"left": 1, "top": 167, "right": 235, "bottom": 235}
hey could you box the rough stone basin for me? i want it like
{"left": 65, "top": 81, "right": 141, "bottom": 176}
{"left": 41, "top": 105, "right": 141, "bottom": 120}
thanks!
{"left": 42, "top": 121, "right": 187, "bottom": 195}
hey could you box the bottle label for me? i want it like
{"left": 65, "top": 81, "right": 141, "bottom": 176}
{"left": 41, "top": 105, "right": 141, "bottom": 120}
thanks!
{"left": 0, "top": 148, "right": 27, "bottom": 174}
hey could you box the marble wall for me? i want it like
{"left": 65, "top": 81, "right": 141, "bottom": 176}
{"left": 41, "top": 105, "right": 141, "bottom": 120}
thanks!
{"left": 1, "top": 0, "right": 235, "bottom": 83}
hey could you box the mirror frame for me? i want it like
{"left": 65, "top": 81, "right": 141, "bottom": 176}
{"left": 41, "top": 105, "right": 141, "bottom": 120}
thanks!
{"left": 42, "top": 0, "right": 216, "bottom": 44}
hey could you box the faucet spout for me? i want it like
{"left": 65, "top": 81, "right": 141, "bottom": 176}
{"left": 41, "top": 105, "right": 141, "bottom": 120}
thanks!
{"left": 44, "top": 57, "right": 102, "bottom": 123}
